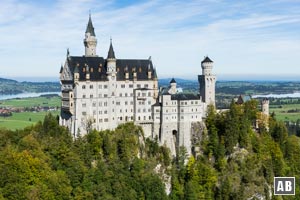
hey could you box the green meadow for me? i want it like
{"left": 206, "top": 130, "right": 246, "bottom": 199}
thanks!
{"left": 0, "top": 111, "right": 60, "bottom": 130}
{"left": 0, "top": 96, "right": 60, "bottom": 108}
{"left": 270, "top": 103, "right": 300, "bottom": 122}
{"left": 0, "top": 96, "right": 60, "bottom": 130}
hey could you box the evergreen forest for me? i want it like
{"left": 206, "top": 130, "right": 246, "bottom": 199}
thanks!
{"left": 0, "top": 99, "right": 300, "bottom": 199}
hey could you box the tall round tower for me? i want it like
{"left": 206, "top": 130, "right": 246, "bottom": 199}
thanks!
{"left": 198, "top": 56, "right": 216, "bottom": 106}
{"left": 83, "top": 14, "right": 97, "bottom": 57}
{"left": 261, "top": 98, "right": 269, "bottom": 116}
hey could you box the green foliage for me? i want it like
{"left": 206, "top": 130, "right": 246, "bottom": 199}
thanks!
{"left": 0, "top": 117, "right": 168, "bottom": 199}
{"left": 1, "top": 100, "right": 300, "bottom": 199}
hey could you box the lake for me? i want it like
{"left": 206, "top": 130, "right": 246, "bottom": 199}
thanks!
{"left": 253, "top": 92, "right": 300, "bottom": 98}
{"left": 0, "top": 92, "right": 60, "bottom": 100}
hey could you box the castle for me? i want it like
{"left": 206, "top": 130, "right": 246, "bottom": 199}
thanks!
{"left": 59, "top": 15, "right": 216, "bottom": 156}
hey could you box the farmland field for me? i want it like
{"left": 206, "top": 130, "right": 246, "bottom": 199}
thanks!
{"left": 269, "top": 103, "right": 300, "bottom": 122}
{"left": 0, "top": 96, "right": 60, "bottom": 107}
{"left": 0, "top": 111, "right": 60, "bottom": 130}
{"left": 0, "top": 96, "right": 61, "bottom": 130}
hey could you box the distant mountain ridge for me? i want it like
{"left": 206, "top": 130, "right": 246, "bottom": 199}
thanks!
{"left": 0, "top": 77, "right": 60, "bottom": 95}
{"left": 0, "top": 77, "right": 18, "bottom": 83}
{"left": 1, "top": 77, "right": 300, "bottom": 96}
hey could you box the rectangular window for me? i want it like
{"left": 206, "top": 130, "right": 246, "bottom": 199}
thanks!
{"left": 99, "top": 85, "right": 102, "bottom": 89}
{"left": 121, "top": 84, "right": 125, "bottom": 88}
{"left": 104, "top": 118, "right": 108, "bottom": 122}
{"left": 104, "top": 85, "right": 108, "bottom": 89}
{"left": 99, "top": 119, "right": 103, "bottom": 122}
{"left": 92, "top": 102, "right": 96, "bottom": 107}
{"left": 129, "top": 84, "right": 133, "bottom": 88}
{"left": 82, "top": 85, "right": 86, "bottom": 89}
{"left": 104, "top": 94, "right": 108, "bottom": 97}
{"left": 116, "top": 102, "right": 120, "bottom": 105}
{"left": 82, "top": 103, "right": 86, "bottom": 107}
{"left": 83, "top": 94, "right": 86, "bottom": 98}
{"left": 90, "top": 94, "right": 93, "bottom": 98}
{"left": 144, "top": 84, "right": 148, "bottom": 88}
{"left": 82, "top": 112, "right": 86, "bottom": 116}
{"left": 137, "top": 84, "right": 141, "bottom": 88}
{"left": 90, "top": 85, "right": 93, "bottom": 89}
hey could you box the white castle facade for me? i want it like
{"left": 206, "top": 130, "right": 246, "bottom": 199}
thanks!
{"left": 59, "top": 16, "right": 216, "bottom": 156}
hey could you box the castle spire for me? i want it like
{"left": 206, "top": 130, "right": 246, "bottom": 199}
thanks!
{"left": 107, "top": 38, "right": 116, "bottom": 59}
{"left": 84, "top": 13, "right": 97, "bottom": 57}
{"left": 85, "top": 13, "right": 95, "bottom": 36}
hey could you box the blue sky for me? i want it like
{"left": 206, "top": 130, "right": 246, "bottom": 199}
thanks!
{"left": 0, "top": 0, "right": 299, "bottom": 80}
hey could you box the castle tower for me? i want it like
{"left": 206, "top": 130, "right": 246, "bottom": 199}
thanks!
{"left": 261, "top": 98, "right": 269, "bottom": 116}
{"left": 106, "top": 38, "right": 116, "bottom": 77}
{"left": 106, "top": 39, "right": 117, "bottom": 129}
{"left": 83, "top": 14, "right": 97, "bottom": 57}
{"left": 168, "top": 78, "right": 177, "bottom": 94}
{"left": 198, "top": 56, "right": 216, "bottom": 106}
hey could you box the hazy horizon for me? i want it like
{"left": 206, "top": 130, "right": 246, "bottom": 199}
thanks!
{"left": 4, "top": 73, "right": 300, "bottom": 83}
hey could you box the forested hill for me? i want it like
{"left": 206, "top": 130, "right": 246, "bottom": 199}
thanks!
{"left": 1, "top": 100, "right": 300, "bottom": 199}
{"left": 0, "top": 78, "right": 60, "bottom": 95}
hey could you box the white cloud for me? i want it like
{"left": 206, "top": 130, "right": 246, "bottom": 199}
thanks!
{"left": 0, "top": 0, "right": 299, "bottom": 79}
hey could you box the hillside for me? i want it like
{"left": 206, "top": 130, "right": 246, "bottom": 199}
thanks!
{"left": 0, "top": 101, "right": 299, "bottom": 199}
{"left": 0, "top": 78, "right": 60, "bottom": 95}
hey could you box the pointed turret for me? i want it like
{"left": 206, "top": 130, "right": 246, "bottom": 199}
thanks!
{"left": 170, "top": 78, "right": 176, "bottom": 84}
{"left": 84, "top": 14, "right": 97, "bottom": 57}
{"left": 59, "top": 64, "right": 63, "bottom": 73}
{"left": 168, "top": 78, "right": 177, "bottom": 94}
{"left": 107, "top": 38, "right": 116, "bottom": 59}
{"left": 85, "top": 14, "right": 96, "bottom": 36}
{"left": 106, "top": 38, "right": 116, "bottom": 76}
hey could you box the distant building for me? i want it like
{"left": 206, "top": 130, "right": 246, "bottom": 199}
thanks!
{"left": 59, "top": 15, "right": 216, "bottom": 156}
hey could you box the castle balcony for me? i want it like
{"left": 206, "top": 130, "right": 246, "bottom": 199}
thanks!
{"left": 62, "top": 92, "right": 70, "bottom": 101}
{"left": 61, "top": 101, "right": 70, "bottom": 111}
